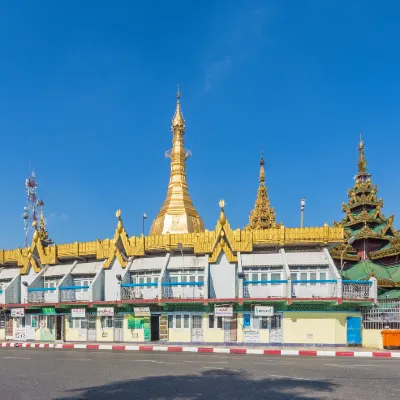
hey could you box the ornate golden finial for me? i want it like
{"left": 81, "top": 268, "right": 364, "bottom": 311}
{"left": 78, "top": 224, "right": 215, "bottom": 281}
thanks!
{"left": 357, "top": 131, "right": 367, "bottom": 174}
{"left": 37, "top": 199, "right": 51, "bottom": 244}
{"left": 172, "top": 85, "right": 185, "bottom": 133}
{"left": 150, "top": 88, "right": 204, "bottom": 235}
{"left": 39, "top": 199, "right": 45, "bottom": 233}
{"left": 219, "top": 200, "right": 226, "bottom": 226}
{"left": 246, "top": 153, "right": 281, "bottom": 230}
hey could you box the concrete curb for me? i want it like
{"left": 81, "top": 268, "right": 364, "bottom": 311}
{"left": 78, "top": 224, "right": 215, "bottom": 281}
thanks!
{"left": 1, "top": 342, "right": 399, "bottom": 358}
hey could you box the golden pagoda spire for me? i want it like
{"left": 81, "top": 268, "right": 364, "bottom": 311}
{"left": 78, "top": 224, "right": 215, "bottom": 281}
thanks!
{"left": 38, "top": 199, "right": 52, "bottom": 244}
{"left": 357, "top": 131, "right": 367, "bottom": 174}
{"left": 150, "top": 88, "right": 204, "bottom": 235}
{"left": 246, "top": 150, "right": 280, "bottom": 230}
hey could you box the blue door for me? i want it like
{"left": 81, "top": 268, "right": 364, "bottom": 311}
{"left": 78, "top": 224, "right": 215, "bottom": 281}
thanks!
{"left": 347, "top": 316, "right": 362, "bottom": 345}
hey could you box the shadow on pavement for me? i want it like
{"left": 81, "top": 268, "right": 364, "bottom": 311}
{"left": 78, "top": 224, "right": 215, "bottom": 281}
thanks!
{"left": 57, "top": 369, "right": 338, "bottom": 400}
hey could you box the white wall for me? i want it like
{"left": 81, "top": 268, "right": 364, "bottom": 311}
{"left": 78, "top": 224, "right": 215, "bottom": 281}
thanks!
{"left": 21, "top": 266, "right": 42, "bottom": 304}
{"left": 209, "top": 254, "right": 236, "bottom": 299}
{"left": 104, "top": 258, "right": 124, "bottom": 301}
{"left": 6, "top": 275, "right": 21, "bottom": 304}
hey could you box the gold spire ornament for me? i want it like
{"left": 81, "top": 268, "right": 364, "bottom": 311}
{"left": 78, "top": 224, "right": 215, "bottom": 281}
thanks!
{"left": 246, "top": 151, "right": 281, "bottom": 230}
{"left": 37, "top": 199, "right": 52, "bottom": 245}
{"left": 357, "top": 131, "right": 367, "bottom": 174}
{"left": 150, "top": 88, "right": 204, "bottom": 235}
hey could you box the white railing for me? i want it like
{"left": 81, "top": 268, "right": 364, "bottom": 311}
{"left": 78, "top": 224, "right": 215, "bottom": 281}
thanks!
{"left": 162, "top": 285, "right": 204, "bottom": 299}
{"left": 243, "top": 284, "right": 286, "bottom": 298}
{"left": 292, "top": 281, "right": 337, "bottom": 298}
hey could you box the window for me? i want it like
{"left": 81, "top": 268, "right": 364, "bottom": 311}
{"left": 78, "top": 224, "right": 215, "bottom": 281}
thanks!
{"left": 243, "top": 314, "right": 251, "bottom": 328}
{"left": 291, "top": 273, "right": 297, "bottom": 281}
{"left": 271, "top": 315, "right": 282, "bottom": 329}
{"left": 251, "top": 273, "right": 258, "bottom": 284}
{"left": 198, "top": 275, "right": 204, "bottom": 283}
{"left": 101, "top": 316, "right": 113, "bottom": 329}
{"left": 261, "top": 273, "right": 268, "bottom": 286}
{"left": 244, "top": 274, "right": 249, "bottom": 282}
{"left": 253, "top": 316, "right": 269, "bottom": 330}
{"left": 320, "top": 272, "right": 327, "bottom": 285}
{"left": 310, "top": 272, "right": 317, "bottom": 286}
{"left": 208, "top": 315, "right": 223, "bottom": 329}
{"left": 271, "top": 273, "right": 280, "bottom": 282}
{"left": 189, "top": 276, "right": 196, "bottom": 283}
{"left": 68, "top": 317, "right": 87, "bottom": 329}
{"left": 170, "top": 276, "right": 178, "bottom": 283}
{"left": 168, "top": 314, "right": 190, "bottom": 329}
{"left": 300, "top": 272, "right": 307, "bottom": 286}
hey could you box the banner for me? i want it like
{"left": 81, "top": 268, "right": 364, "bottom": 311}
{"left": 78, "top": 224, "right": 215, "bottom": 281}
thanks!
{"left": 14, "top": 328, "right": 27, "bottom": 341}
{"left": 97, "top": 307, "right": 114, "bottom": 317}
{"left": 11, "top": 308, "right": 24, "bottom": 317}
{"left": 214, "top": 306, "right": 233, "bottom": 317}
{"left": 71, "top": 308, "right": 86, "bottom": 318}
{"left": 254, "top": 306, "right": 274, "bottom": 317}
{"left": 244, "top": 329, "right": 260, "bottom": 343}
{"left": 134, "top": 307, "right": 150, "bottom": 317}
{"left": 42, "top": 307, "right": 56, "bottom": 315}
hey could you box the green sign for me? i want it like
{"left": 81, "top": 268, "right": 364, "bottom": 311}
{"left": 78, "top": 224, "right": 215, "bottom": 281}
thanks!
{"left": 42, "top": 307, "right": 56, "bottom": 315}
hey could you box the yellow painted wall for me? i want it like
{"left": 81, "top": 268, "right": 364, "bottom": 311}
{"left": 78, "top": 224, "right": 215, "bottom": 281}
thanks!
{"left": 203, "top": 313, "right": 224, "bottom": 343}
{"left": 283, "top": 312, "right": 359, "bottom": 345}
{"left": 168, "top": 328, "right": 191, "bottom": 342}
{"left": 362, "top": 329, "right": 383, "bottom": 349}
{"left": 64, "top": 317, "right": 87, "bottom": 342}
{"left": 96, "top": 318, "right": 114, "bottom": 342}
{"left": 0, "top": 328, "right": 5, "bottom": 341}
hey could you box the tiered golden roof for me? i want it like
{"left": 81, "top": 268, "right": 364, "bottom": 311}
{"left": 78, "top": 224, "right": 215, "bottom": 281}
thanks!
{"left": 150, "top": 88, "right": 204, "bottom": 235}
{"left": 246, "top": 152, "right": 281, "bottom": 230}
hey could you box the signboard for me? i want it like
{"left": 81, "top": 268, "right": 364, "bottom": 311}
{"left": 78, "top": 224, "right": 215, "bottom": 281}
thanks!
{"left": 254, "top": 306, "right": 274, "bottom": 317}
{"left": 42, "top": 307, "right": 56, "bottom": 315}
{"left": 134, "top": 307, "right": 151, "bottom": 317}
{"left": 14, "top": 328, "right": 26, "bottom": 341}
{"left": 159, "top": 314, "right": 168, "bottom": 342}
{"left": 244, "top": 330, "right": 260, "bottom": 343}
{"left": 11, "top": 308, "right": 24, "bottom": 317}
{"left": 71, "top": 308, "right": 86, "bottom": 318}
{"left": 97, "top": 307, "right": 114, "bottom": 317}
{"left": 214, "top": 306, "right": 233, "bottom": 317}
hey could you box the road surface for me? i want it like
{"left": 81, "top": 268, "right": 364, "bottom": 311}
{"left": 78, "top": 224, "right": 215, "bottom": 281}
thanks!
{"left": 0, "top": 347, "right": 399, "bottom": 399}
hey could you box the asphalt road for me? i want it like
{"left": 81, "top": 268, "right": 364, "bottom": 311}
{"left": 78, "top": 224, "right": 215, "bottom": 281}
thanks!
{"left": 0, "top": 348, "right": 399, "bottom": 400}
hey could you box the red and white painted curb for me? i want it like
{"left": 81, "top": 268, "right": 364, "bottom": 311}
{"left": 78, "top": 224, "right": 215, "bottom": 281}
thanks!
{"left": 1, "top": 342, "right": 399, "bottom": 358}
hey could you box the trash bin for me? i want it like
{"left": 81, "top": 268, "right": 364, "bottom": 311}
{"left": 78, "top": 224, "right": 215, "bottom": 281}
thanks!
{"left": 381, "top": 330, "right": 400, "bottom": 349}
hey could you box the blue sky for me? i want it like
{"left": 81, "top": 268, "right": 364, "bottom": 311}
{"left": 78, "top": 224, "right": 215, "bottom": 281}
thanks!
{"left": 1, "top": 1, "right": 399, "bottom": 249}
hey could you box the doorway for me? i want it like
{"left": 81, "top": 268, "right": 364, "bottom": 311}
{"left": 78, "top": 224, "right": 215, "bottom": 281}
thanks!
{"left": 151, "top": 315, "right": 160, "bottom": 341}
{"left": 56, "top": 315, "right": 63, "bottom": 341}
{"left": 191, "top": 315, "right": 203, "bottom": 342}
{"left": 347, "top": 316, "right": 362, "bottom": 345}
{"left": 224, "top": 315, "right": 238, "bottom": 343}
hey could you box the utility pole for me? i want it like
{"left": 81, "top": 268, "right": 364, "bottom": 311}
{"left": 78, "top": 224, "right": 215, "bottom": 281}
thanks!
{"left": 300, "top": 198, "right": 305, "bottom": 228}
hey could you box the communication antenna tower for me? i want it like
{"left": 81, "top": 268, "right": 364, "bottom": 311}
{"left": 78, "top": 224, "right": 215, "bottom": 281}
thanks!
{"left": 22, "top": 170, "right": 38, "bottom": 246}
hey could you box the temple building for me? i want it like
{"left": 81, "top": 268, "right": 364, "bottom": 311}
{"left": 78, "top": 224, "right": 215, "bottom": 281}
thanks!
{"left": 331, "top": 136, "right": 400, "bottom": 299}
{"left": 0, "top": 91, "right": 378, "bottom": 347}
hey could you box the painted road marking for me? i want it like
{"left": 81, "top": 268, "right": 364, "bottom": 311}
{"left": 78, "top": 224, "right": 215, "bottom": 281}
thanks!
{"left": 265, "top": 374, "right": 316, "bottom": 381}
{"left": 4, "top": 356, "right": 31, "bottom": 360}
{"left": 203, "top": 366, "right": 242, "bottom": 372}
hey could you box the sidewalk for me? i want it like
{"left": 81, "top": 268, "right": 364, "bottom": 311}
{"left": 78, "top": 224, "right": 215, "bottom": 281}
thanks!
{"left": 2, "top": 341, "right": 400, "bottom": 358}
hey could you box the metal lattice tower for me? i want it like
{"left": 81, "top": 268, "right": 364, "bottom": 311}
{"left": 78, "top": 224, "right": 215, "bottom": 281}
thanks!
{"left": 22, "top": 170, "right": 38, "bottom": 247}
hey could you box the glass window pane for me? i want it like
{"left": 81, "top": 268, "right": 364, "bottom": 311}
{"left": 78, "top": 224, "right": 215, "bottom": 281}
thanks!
{"left": 217, "top": 317, "right": 223, "bottom": 329}
{"left": 168, "top": 315, "right": 173, "bottom": 328}
{"left": 291, "top": 273, "right": 297, "bottom": 281}
{"left": 208, "top": 315, "right": 214, "bottom": 329}
{"left": 154, "top": 277, "right": 159, "bottom": 285}
{"left": 300, "top": 272, "right": 307, "bottom": 285}
{"left": 170, "top": 277, "right": 178, "bottom": 283}
{"left": 261, "top": 273, "right": 268, "bottom": 286}
{"left": 310, "top": 272, "right": 317, "bottom": 286}
{"left": 271, "top": 273, "right": 280, "bottom": 281}
{"left": 320, "top": 272, "right": 326, "bottom": 285}
{"left": 198, "top": 275, "right": 204, "bottom": 283}
{"left": 251, "top": 273, "right": 258, "bottom": 283}
{"left": 184, "top": 315, "right": 189, "bottom": 328}
{"left": 176, "top": 315, "right": 182, "bottom": 328}
{"left": 261, "top": 317, "right": 269, "bottom": 330}
{"left": 190, "top": 276, "right": 196, "bottom": 282}
{"left": 244, "top": 274, "right": 249, "bottom": 282}
{"left": 81, "top": 318, "right": 87, "bottom": 329}
{"left": 252, "top": 316, "right": 259, "bottom": 329}
{"left": 181, "top": 276, "right": 187, "bottom": 283}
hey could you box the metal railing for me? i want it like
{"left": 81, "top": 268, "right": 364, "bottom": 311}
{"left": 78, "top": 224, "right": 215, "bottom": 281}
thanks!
{"left": 59, "top": 286, "right": 90, "bottom": 302}
{"left": 121, "top": 284, "right": 158, "bottom": 300}
{"left": 362, "top": 304, "right": 400, "bottom": 330}
{"left": 342, "top": 281, "right": 372, "bottom": 300}
{"left": 27, "top": 288, "right": 59, "bottom": 303}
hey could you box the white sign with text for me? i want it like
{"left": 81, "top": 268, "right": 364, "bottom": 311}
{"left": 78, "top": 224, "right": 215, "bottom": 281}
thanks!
{"left": 11, "top": 308, "right": 25, "bottom": 317}
{"left": 71, "top": 308, "right": 86, "bottom": 318}
{"left": 214, "top": 306, "right": 233, "bottom": 317}
{"left": 97, "top": 307, "right": 114, "bottom": 317}
{"left": 254, "top": 306, "right": 274, "bottom": 317}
